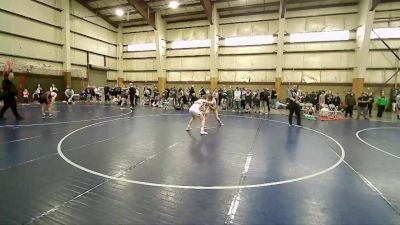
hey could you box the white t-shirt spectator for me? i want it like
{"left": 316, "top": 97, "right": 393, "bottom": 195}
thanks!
{"left": 234, "top": 90, "right": 241, "bottom": 101}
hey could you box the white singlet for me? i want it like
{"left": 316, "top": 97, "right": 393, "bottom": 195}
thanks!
{"left": 189, "top": 99, "right": 207, "bottom": 116}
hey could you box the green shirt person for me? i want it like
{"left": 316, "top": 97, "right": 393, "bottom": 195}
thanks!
{"left": 376, "top": 93, "right": 389, "bottom": 118}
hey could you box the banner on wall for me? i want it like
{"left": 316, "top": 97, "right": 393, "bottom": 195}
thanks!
{"left": 18, "top": 75, "right": 26, "bottom": 100}
{"left": 301, "top": 74, "right": 319, "bottom": 83}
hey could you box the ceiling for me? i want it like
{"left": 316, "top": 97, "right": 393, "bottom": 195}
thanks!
{"left": 75, "top": 0, "right": 387, "bottom": 29}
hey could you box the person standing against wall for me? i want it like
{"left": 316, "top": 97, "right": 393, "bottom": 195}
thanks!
{"left": 233, "top": 87, "right": 241, "bottom": 112}
{"left": 287, "top": 85, "right": 301, "bottom": 127}
{"left": 226, "top": 86, "right": 234, "bottom": 110}
{"left": 270, "top": 88, "right": 278, "bottom": 109}
{"left": 264, "top": 88, "right": 271, "bottom": 114}
{"left": 376, "top": 92, "right": 389, "bottom": 118}
{"left": 129, "top": 83, "right": 136, "bottom": 109}
{"left": 344, "top": 90, "right": 356, "bottom": 118}
{"left": 357, "top": 92, "right": 369, "bottom": 120}
{"left": 104, "top": 85, "right": 110, "bottom": 102}
{"left": 259, "top": 89, "right": 266, "bottom": 113}
{"left": 396, "top": 92, "right": 400, "bottom": 120}
{"left": 0, "top": 68, "right": 23, "bottom": 120}
{"left": 367, "top": 92, "right": 374, "bottom": 118}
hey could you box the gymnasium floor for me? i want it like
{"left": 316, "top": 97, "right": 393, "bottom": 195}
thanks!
{"left": 0, "top": 104, "right": 399, "bottom": 225}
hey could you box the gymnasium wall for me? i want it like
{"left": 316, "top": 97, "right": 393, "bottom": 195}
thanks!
{"left": 218, "top": 14, "right": 278, "bottom": 83}
{"left": 367, "top": 2, "right": 400, "bottom": 84}
{"left": 0, "top": 0, "right": 64, "bottom": 97}
{"left": 70, "top": 0, "right": 118, "bottom": 81}
{"left": 283, "top": 5, "right": 358, "bottom": 84}
{"left": 122, "top": 25, "right": 157, "bottom": 82}
{"left": 166, "top": 20, "right": 211, "bottom": 82}
{"left": 0, "top": 0, "right": 63, "bottom": 74}
{"left": 1, "top": 0, "right": 399, "bottom": 98}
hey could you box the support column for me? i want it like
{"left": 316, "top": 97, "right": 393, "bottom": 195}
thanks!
{"left": 352, "top": 78, "right": 364, "bottom": 98}
{"left": 354, "top": 0, "right": 375, "bottom": 97}
{"left": 275, "top": 0, "right": 286, "bottom": 99}
{"left": 275, "top": 77, "right": 282, "bottom": 101}
{"left": 117, "top": 25, "right": 124, "bottom": 83}
{"left": 155, "top": 12, "right": 167, "bottom": 92}
{"left": 210, "top": 6, "right": 219, "bottom": 91}
{"left": 118, "top": 78, "right": 124, "bottom": 87}
{"left": 275, "top": 14, "right": 285, "bottom": 100}
{"left": 61, "top": 0, "right": 71, "bottom": 88}
{"left": 63, "top": 72, "right": 71, "bottom": 88}
{"left": 276, "top": 18, "right": 285, "bottom": 80}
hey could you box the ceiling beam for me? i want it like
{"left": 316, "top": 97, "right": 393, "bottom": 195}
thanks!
{"left": 370, "top": 0, "right": 381, "bottom": 11}
{"left": 218, "top": 2, "right": 280, "bottom": 12}
{"left": 126, "top": 0, "right": 156, "bottom": 29}
{"left": 280, "top": 0, "right": 287, "bottom": 18}
{"left": 95, "top": 3, "right": 132, "bottom": 12}
{"left": 75, "top": 0, "right": 117, "bottom": 27}
{"left": 286, "top": 2, "right": 358, "bottom": 11}
{"left": 219, "top": 9, "right": 278, "bottom": 18}
{"left": 105, "top": 10, "right": 137, "bottom": 17}
{"left": 199, "top": 0, "right": 213, "bottom": 24}
{"left": 80, "top": 0, "right": 99, "bottom": 3}
{"left": 162, "top": 11, "right": 206, "bottom": 19}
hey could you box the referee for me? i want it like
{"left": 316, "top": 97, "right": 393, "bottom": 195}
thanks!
{"left": 287, "top": 85, "right": 301, "bottom": 127}
{"left": 129, "top": 83, "right": 136, "bottom": 109}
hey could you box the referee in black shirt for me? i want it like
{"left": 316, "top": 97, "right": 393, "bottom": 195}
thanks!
{"left": 287, "top": 85, "right": 301, "bottom": 127}
{"left": 0, "top": 70, "right": 23, "bottom": 120}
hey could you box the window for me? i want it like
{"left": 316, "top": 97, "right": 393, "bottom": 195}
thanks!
{"left": 289, "top": 30, "right": 350, "bottom": 43}
{"left": 224, "top": 35, "right": 274, "bottom": 46}
{"left": 371, "top": 28, "right": 400, "bottom": 39}
{"left": 171, "top": 39, "right": 211, "bottom": 49}
{"left": 127, "top": 43, "right": 156, "bottom": 51}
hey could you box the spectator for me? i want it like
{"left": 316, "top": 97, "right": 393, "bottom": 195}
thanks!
{"left": 65, "top": 86, "right": 75, "bottom": 104}
{"left": 234, "top": 87, "right": 241, "bottom": 112}
{"left": 33, "top": 84, "right": 42, "bottom": 104}
{"left": 345, "top": 90, "right": 356, "bottom": 118}
{"left": 309, "top": 91, "right": 317, "bottom": 107}
{"left": 23, "top": 89, "right": 29, "bottom": 104}
{"left": 226, "top": 86, "right": 234, "bottom": 110}
{"left": 325, "top": 90, "right": 333, "bottom": 105}
{"left": 245, "top": 89, "right": 252, "bottom": 113}
{"left": 357, "top": 92, "right": 369, "bottom": 119}
{"left": 253, "top": 90, "right": 261, "bottom": 114}
{"left": 376, "top": 92, "right": 389, "bottom": 118}
{"left": 367, "top": 92, "right": 374, "bottom": 117}
{"left": 270, "top": 88, "right": 278, "bottom": 109}
{"left": 332, "top": 93, "right": 341, "bottom": 109}
{"left": 318, "top": 91, "right": 326, "bottom": 111}
{"left": 104, "top": 85, "right": 110, "bottom": 102}
{"left": 241, "top": 88, "right": 246, "bottom": 110}
{"left": 396, "top": 92, "right": 400, "bottom": 120}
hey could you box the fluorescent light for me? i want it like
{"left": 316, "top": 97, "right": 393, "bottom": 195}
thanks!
{"left": 289, "top": 30, "right": 350, "bottom": 43}
{"left": 171, "top": 39, "right": 210, "bottom": 49}
{"left": 115, "top": 9, "right": 124, "bottom": 17}
{"left": 169, "top": 1, "right": 179, "bottom": 9}
{"left": 224, "top": 35, "right": 274, "bottom": 46}
{"left": 127, "top": 43, "right": 156, "bottom": 51}
{"left": 371, "top": 28, "right": 400, "bottom": 39}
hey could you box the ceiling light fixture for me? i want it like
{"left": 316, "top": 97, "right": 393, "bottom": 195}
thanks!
{"left": 115, "top": 9, "right": 124, "bottom": 17}
{"left": 169, "top": 1, "right": 180, "bottom": 9}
